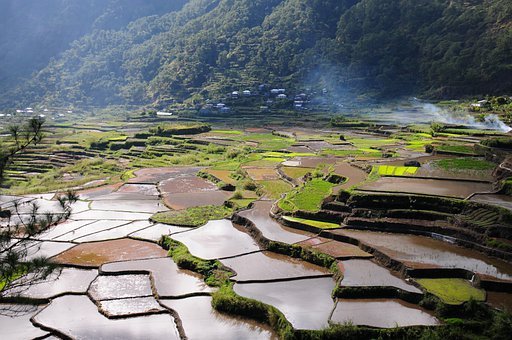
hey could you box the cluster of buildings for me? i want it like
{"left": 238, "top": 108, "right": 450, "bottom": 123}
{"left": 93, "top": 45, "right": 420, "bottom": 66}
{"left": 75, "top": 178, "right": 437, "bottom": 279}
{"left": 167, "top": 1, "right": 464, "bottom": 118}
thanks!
{"left": 199, "top": 85, "right": 317, "bottom": 114}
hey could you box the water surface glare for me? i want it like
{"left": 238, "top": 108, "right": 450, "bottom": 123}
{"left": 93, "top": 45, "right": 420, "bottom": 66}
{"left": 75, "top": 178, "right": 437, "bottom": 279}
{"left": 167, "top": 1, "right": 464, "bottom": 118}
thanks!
{"left": 341, "top": 230, "right": 512, "bottom": 280}
{"left": 221, "top": 251, "right": 330, "bottom": 281}
{"left": 33, "top": 295, "right": 180, "bottom": 339}
{"left": 171, "top": 220, "right": 260, "bottom": 259}
{"left": 161, "top": 296, "right": 275, "bottom": 339}
{"left": 339, "top": 259, "right": 421, "bottom": 293}
{"left": 331, "top": 299, "right": 439, "bottom": 328}
{"left": 233, "top": 277, "right": 335, "bottom": 330}
{"left": 237, "top": 200, "right": 312, "bottom": 244}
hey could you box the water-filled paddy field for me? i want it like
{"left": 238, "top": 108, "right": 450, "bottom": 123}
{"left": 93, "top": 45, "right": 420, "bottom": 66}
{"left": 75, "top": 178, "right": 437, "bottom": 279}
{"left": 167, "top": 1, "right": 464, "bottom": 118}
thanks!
{"left": 339, "top": 230, "right": 512, "bottom": 281}
{"left": 2, "top": 117, "right": 512, "bottom": 339}
{"left": 359, "top": 177, "right": 492, "bottom": 198}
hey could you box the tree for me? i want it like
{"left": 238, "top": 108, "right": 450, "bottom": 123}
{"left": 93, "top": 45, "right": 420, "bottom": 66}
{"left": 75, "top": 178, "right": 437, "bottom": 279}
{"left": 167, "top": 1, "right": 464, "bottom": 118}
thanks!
{"left": 0, "top": 118, "right": 78, "bottom": 305}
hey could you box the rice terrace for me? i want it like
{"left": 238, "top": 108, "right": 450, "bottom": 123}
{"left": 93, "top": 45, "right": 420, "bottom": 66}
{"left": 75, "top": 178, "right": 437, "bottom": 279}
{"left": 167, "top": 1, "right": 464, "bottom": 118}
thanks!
{"left": 1, "top": 1, "right": 512, "bottom": 339}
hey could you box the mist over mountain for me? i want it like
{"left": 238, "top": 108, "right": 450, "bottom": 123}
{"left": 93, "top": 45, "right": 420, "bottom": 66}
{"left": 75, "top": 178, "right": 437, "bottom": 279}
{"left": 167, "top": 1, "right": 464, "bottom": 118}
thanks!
{"left": 1, "top": 0, "right": 511, "bottom": 108}
{"left": 0, "top": 0, "right": 187, "bottom": 94}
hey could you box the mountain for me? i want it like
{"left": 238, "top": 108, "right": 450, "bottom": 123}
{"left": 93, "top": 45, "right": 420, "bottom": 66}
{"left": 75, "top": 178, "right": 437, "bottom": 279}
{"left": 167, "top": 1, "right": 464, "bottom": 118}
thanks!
{"left": 1, "top": 0, "right": 511, "bottom": 108}
{"left": 0, "top": 0, "right": 187, "bottom": 94}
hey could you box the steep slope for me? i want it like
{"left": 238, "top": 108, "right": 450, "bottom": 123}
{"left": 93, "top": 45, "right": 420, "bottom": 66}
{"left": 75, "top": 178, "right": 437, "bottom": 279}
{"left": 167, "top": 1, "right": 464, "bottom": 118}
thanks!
{"left": 0, "top": 0, "right": 187, "bottom": 93}
{"left": 2, "top": 0, "right": 511, "bottom": 108}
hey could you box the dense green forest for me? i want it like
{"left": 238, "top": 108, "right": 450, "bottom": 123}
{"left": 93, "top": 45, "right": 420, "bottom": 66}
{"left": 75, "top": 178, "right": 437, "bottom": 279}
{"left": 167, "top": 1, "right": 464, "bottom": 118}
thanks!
{"left": 1, "top": 0, "right": 511, "bottom": 108}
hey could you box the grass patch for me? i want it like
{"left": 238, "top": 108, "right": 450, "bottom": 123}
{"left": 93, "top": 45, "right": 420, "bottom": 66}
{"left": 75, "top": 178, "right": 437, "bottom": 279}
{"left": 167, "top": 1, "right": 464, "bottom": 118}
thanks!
{"left": 161, "top": 237, "right": 229, "bottom": 286}
{"left": 204, "top": 169, "right": 237, "bottom": 185}
{"left": 279, "top": 178, "right": 335, "bottom": 212}
{"left": 281, "top": 167, "right": 312, "bottom": 179}
{"left": 416, "top": 278, "right": 485, "bottom": 305}
{"left": 258, "top": 180, "right": 292, "bottom": 199}
{"left": 282, "top": 216, "right": 340, "bottom": 229}
{"left": 377, "top": 165, "right": 418, "bottom": 176}
{"left": 262, "top": 151, "right": 315, "bottom": 158}
{"left": 229, "top": 198, "right": 255, "bottom": 209}
{"left": 436, "top": 145, "right": 475, "bottom": 154}
{"left": 211, "top": 129, "right": 244, "bottom": 135}
{"left": 433, "top": 158, "right": 496, "bottom": 171}
{"left": 241, "top": 133, "right": 294, "bottom": 150}
{"left": 151, "top": 205, "right": 233, "bottom": 227}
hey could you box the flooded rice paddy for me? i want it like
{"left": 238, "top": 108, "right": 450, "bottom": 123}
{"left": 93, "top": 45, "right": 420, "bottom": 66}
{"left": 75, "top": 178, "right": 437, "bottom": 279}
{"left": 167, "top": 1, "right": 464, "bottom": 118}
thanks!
{"left": 161, "top": 296, "right": 276, "bottom": 339}
{"left": 237, "top": 200, "right": 312, "bottom": 244}
{"left": 98, "top": 297, "right": 165, "bottom": 317}
{"left": 234, "top": 277, "right": 336, "bottom": 330}
{"left": 4, "top": 163, "right": 511, "bottom": 337}
{"left": 33, "top": 295, "right": 181, "bottom": 339}
{"left": 221, "top": 251, "right": 331, "bottom": 282}
{"left": 298, "top": 237, "right": 373, "bottom": 259}
{"left": 0, "top": 305, "right": 49, "bottom": 339}
{"left": 331, "top": 299, "right": 439, "bottom": 328}
{"left": 171, "top": 219, "right": 260, "bottom": 259}
{"left": 359, "top": 177, "right": 492, "bottom": 198}
{"left": 339, "top": 259, "right": 422, "bottom": 293}
{"left": 340, "top": 230, "right": 512, "bottom": 280}
{"left": 8, "top": 268, "right": 98, "bottom": 299}
{"left": 128, "top": 223, "right": 192, "bottom": 241}
{"left": 89, "top": 274, "right": 153, "bottom": 300}
{"left": 101, "top": 257, "right": 214, "bottom": 297}
{"left": 53, "top": 238, "right": 167, "bottom": 266}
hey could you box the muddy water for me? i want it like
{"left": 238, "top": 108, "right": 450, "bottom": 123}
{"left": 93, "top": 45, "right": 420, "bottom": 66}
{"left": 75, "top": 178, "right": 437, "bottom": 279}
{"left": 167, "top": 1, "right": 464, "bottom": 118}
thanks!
{"left": 292, "top": 157, "right": 337, "bottom": 168}
{"left": 77, "top": 183, "right": 123, "bottom": 200}
{"left": 486, "top": 292, "right": 512, "bottom": 311}
{"left": 74, "top": 221, "right": 152, "bottom": 243}
{"left": 117, "top": 184, "right": 159, "bottom": 196}
{"left": 298, "top": 237, "right": 373, "bottom": 259}
{"left": 163, "top": 191, "right": 231, "bottom": 210}
{"left": 333, "top": 162, "right": 368, "bottom": 190}
{"left": 33, "top": 295, "right": 180, "bottom": 339}
{"left": 129, "top": 223, "right": 192, "bottom": 242}
{"left": 221, "top": 251, "right": 331, "bottom": 282}
{"left": 89, "top": 274, "right": 153, "bottom": 300}
{"left": 101, "top": 257, "right": 213, "bottom": 297}
{"left": 245, "top": 168, "right": 280, "bottom": 181}
{"left": 159, "top": 176, "right": 217, "bottom": 194}
{"left": 98, "top": 297, "right": 165, "bottom": 317}
{"left": 339, "top": 260, "right": 421, "bottom": 293}
{"left": 471, "top": 194, "right": 512, "bottom": 211}
{"left": 9, "top": 268, "right": 98, "bottom": 299}
{"left": 360, "top": 177, "right": 492, "bottom": 198}
{"left": 237, "top": 200, "right": 312, "bottom": 244}
{"left": 161, "top": 296, "right": 275, "bottom": 339}
{"left": 331, "top": 299, "right": 439, "bottom": 328}
{"left": 129, "top": 167, "right": 202, "bottom": 184}
{"left": 233, "top": 277, "right": 336, "bottom": 330}
{"left": 53, "top": 238, "right": 167, "bottom": 267}
{"left": 340, "top": 230, "right": 512, "bottom": 280}
{"left": 171, "top": 220, "right": 260, "bottom": 260}
{"left": 0, "top": 305, "right": 48, "bottom": 339}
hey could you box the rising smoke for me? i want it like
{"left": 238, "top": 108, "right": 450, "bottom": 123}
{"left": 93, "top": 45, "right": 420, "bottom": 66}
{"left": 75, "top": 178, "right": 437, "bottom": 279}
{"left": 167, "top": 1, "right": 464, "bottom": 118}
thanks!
{"left": 422, "top": 103, "right": 512, "bottom": 133}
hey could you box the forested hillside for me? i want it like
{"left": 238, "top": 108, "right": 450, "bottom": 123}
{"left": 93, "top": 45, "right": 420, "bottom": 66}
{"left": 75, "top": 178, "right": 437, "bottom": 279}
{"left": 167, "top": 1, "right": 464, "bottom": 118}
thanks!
{"left": 2, "top": 0, "right": 511, "bottom": 108}
{"left": 0, "top": 0, "right": 187, "bottom": 93}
